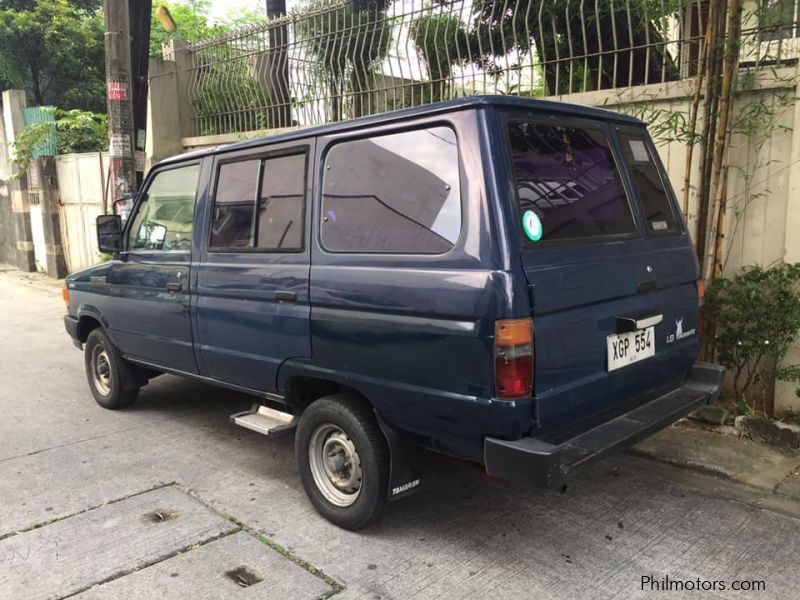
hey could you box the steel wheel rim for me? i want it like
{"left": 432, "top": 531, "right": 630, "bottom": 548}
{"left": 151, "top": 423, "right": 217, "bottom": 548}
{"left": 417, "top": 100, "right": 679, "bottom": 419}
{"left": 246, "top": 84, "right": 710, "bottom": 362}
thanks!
{"left": 309, "top": 423, "right": 362, "bottom": 507}
{"left": 91, "top": 345, "right": 112, "bottom": 396}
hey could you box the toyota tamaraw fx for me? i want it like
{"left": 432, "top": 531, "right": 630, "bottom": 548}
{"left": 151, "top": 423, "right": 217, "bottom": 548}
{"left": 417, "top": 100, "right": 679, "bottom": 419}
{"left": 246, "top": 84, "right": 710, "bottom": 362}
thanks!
{"left": 63, "top": 96, "right": 724, "bottom": 529}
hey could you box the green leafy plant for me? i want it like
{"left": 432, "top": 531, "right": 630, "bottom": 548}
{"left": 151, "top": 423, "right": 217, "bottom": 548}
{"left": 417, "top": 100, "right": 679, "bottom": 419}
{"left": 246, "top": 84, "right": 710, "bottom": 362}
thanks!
{"left": 705, "top": 263, "right": 800, "bottom": 416}
{"left": 297, "top": 0, "right": 393, "bottom": 121}
{"left": 190, "top": 63, "right": 273, "bottom": 136}
{"left": 11, "top": 111, "right": 56, "bottom": 175}
{"left": 11, "top": 108, "right": 107, "bottom": 175}
{"left": 0, "top": 0, "right": 105, "bottom": 113}
{"left": 53, "top": 109, "right": 108, "bottom": 154}
{"left": 149, "top": 1, "right": 228, "bottom": 57}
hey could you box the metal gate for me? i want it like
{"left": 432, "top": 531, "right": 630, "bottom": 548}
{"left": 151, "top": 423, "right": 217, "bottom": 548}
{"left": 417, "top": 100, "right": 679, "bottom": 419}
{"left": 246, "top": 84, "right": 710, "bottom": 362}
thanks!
{"left": 55, "top": 152, "right": 109, "bottom": 273}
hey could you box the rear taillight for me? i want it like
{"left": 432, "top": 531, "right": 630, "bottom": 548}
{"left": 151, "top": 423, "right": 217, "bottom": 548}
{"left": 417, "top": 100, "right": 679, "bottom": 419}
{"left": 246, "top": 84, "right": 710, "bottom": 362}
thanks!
{"left": 495, "top": 318, "right": 533, "bottom": 399}
{"left": 697, "top": 280, "right": 705, "bottom": 334}
{"left": 62, "top": 286, "right": 70, "bottom": 309}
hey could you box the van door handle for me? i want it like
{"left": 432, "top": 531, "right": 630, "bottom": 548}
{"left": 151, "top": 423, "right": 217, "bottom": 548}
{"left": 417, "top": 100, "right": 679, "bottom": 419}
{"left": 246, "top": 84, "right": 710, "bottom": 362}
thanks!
{"left": 616, "top": 312, "right": 663, "bottom": 333}
{"left": 166, "top": 282, "right": 182, "bottom": 293}
{"left": 274, "top": 291, "right": 297, "bottom": 302}
{"left": 637, "top": 279, "right": 657, "bottom": 293}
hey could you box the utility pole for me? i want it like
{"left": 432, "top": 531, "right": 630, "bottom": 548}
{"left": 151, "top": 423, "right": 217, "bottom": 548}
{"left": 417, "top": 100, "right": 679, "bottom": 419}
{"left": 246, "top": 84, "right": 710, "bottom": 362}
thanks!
{"left": 129, "top": 0, "right": 153, "bottom": 187}
{"left": 103, "top": 0, "right": 137, "bottom": 204}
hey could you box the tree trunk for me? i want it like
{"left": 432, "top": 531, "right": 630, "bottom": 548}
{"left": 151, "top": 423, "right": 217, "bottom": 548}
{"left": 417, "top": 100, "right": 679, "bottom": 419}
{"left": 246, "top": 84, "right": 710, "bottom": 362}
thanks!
{"left": 682, "top": 17, "right": 713, "bottom": 216}
{"left": 30, "top": 65, "right": 44, "bottom": 105}
{"left": 694, "top": 0, "right": 726, "bottom": 268}
{"left": 702, "top": 0, "right": 743, "bottom": 282}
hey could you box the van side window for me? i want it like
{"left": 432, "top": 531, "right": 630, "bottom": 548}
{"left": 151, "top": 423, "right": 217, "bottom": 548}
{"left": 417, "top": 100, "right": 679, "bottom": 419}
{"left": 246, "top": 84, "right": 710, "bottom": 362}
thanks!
{"left": 321, "top": 127, "right": 461, "bottom": 253}
{"left": 210, "top": 160, "right": 259, "bottom": 249}
{"left": 507, "top": 120, "right": 636, "bottom": 244}
{"left": 257, "top": 154, "right": 306, "bottom": 250}
{"left": 210, "top": 153, "right": 307, "bottom": 251}
{"left": 128, "top": 163, "right": 200, "bottom": 251}
{"left": 617, "top": 129, "right": 679, "bottom": 234}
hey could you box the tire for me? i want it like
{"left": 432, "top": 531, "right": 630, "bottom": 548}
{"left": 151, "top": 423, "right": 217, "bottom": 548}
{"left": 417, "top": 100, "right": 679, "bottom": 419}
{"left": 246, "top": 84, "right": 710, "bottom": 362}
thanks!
{"left": 84, "top": 328, "right": 140, "bottom": 409}
{"left": 295, "top": 394, "right": 389, "bottom": 530}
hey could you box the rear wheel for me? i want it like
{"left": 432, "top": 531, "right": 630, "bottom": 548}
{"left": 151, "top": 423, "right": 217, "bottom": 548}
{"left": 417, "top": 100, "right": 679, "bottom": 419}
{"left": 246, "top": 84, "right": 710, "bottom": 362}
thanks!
{"left": 84, "top": 329, "right": 139, "bottom": 409}
{"left": 295, "top": 394, "right": 389, "bottom": 530}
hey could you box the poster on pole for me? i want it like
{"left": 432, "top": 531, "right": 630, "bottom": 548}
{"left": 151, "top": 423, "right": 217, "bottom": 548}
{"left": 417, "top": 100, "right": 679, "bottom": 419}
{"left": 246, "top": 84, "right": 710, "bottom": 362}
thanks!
{"left": 109, "top": 134, "right": 132, "bottom": 158}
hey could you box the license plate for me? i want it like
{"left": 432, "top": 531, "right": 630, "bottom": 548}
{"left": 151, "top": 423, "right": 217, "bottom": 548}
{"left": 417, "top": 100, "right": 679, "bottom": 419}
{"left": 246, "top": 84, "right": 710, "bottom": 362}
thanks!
{"left": 607, "top": 327, "right": 655, "bottom": 371}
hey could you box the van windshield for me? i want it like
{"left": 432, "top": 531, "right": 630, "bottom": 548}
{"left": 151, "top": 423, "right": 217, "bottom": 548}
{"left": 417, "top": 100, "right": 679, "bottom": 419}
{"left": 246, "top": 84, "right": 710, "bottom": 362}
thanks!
{"left": 507, "top": 119, "right": 636, "bottom": 245}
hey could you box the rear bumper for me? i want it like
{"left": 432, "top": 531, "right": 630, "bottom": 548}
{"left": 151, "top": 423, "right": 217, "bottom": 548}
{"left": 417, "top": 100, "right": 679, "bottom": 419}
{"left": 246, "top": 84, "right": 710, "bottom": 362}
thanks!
{"left": 483, "top": 361, "right": 725, "bottom": 489}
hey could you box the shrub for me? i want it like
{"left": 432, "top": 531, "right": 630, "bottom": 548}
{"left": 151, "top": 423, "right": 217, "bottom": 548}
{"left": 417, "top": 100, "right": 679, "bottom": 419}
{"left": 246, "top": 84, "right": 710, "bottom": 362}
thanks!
{"left": 12, "top": 108, "right": 107, "bottom": 175}
{"left": 190, "top": 62, "right": 273, "bottom": 135}
{"left": 705, "top": 263, "right": 800, "bottom": 415}
{"left": 54, "top": 109, "right": 108, "bottom": 154}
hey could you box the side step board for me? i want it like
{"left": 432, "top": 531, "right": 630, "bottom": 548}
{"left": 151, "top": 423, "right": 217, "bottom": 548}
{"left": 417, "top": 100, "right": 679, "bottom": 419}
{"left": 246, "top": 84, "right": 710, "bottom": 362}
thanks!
{"left": 230, "top": 404, "right": 297, "bottom": 437}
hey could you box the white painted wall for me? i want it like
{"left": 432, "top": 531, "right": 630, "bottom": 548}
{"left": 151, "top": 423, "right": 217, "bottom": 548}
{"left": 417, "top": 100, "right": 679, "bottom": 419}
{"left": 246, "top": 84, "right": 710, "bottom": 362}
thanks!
{"left": 56, "top": 152, "right": 109, "bottom": 273}
{"left": 557, "top": 69, "right": 800, "bottom": 411}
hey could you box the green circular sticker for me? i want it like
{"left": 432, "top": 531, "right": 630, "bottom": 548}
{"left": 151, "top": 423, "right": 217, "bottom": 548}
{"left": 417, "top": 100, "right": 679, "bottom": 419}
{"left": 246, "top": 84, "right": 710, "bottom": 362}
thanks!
{"left": 522, "top": 210, "right": 543, "bottom": 242}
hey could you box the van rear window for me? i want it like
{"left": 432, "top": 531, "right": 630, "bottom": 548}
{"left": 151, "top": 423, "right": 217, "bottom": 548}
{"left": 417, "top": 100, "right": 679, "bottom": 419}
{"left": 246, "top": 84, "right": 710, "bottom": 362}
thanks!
{"left": 507, "top": 120, "right": 636, "bottom": 244}
{"left": 617, "top": 128, "right": 679, "bottom": 234}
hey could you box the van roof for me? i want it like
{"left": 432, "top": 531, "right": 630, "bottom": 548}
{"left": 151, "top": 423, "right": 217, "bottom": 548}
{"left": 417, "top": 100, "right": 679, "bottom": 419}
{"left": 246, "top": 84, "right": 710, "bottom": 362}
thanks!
{"left": 162, "top": 95, "right": 644, "bottom": 166}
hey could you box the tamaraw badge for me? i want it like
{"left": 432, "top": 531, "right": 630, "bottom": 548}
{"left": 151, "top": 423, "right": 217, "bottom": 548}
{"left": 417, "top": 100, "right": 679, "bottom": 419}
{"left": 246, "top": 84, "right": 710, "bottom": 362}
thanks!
{"left": 522, "top": 210, "right": 543, "bottom": 242}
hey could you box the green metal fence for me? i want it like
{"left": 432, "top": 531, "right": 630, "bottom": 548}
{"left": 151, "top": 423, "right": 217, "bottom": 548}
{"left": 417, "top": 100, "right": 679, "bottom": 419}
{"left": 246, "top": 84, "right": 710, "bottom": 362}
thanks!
{"left": 21, "top": 106, "right": 57, "bottom": 158}
{"left": 176, "top": 0, "right": 800, "bottom": 136}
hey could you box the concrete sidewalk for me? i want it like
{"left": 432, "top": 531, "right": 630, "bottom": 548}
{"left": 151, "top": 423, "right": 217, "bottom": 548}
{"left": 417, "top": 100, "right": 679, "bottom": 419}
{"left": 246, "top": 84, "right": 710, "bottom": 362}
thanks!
{"left": 2, "top": 274, "right": 800, "bottom": 599}
{"left": 0, "top": 266, "right": 64, "bottom": 295}
{"left": 635, "top": 422, "right": 800, "bottom": 501}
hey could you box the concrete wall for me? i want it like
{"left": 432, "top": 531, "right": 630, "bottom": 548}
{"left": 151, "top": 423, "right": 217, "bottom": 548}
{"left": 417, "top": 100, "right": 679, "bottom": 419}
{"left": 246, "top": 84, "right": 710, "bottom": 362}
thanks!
{"left": 170, "top": 67, "right": 798, "bottom": 278}
{"left": 552, "top": 68, "right": 799, "bottom": 276}
{"left": 1, "top": 90, "right": 36, "bottom": 272}
{"left": 557, "top": 68, "right": 800, "bottom": 411}
{"left": 0, "top": 99, "right": 17, "bottom": 267}
{"left": 0, "top": 90, "right": 69, "bottom": 277}
{"left": 144, "top": 63, "right": 800, "bottom": 411}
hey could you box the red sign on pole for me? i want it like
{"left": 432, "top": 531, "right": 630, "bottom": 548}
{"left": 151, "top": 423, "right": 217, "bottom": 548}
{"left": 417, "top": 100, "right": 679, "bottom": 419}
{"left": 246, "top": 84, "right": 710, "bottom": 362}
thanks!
{"left": 107, "top": 81, "right": 128, "bottom": 101}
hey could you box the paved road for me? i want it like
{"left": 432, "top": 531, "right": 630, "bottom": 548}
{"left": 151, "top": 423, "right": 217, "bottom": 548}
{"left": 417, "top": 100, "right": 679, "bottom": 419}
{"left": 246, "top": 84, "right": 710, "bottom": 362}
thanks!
{"left": 1, "top": 274, "right": 799, "bottom": 599}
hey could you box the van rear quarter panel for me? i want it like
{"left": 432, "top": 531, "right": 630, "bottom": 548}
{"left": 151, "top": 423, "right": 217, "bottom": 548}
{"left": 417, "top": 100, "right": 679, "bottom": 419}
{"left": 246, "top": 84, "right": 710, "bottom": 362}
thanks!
{"left": 282, "top": 109, "right": 533, "bottom": 460}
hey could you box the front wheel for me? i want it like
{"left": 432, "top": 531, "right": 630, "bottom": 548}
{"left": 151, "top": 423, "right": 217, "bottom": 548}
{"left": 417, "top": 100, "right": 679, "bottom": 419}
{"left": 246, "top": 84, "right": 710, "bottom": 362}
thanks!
{"left": 84, "top": 329, "right": 139, "bottom": 409}
{"left": 295, "top": 394, "right": 389, "bottom": 530}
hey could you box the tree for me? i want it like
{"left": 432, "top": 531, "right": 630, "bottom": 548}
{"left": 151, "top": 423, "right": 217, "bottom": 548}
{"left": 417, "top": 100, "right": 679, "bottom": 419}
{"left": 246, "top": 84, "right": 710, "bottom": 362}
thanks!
{"left": 464, "top": 0, "right": 680, "bottom": 95}
{"left": 265, "top": 0, "right": 291, "bottom": 127}
{"left": 221, "top": 7, "right": 267, "bottom": 28}
{"left": 149, "top": 1, "right": 226, "bottom": 57}
{"left": 408, "top": 11, "right": 467, "bottom": 102}
{"left": 0, "top": 0, "right": 105, "bottom": 113}
{"left": 297, "top": 0, "right": 393, "bottom": 121}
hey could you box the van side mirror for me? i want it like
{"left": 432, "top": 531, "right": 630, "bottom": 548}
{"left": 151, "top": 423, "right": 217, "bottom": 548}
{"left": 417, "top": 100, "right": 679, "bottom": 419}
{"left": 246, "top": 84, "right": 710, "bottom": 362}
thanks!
{"left": 113, "top": 194, "right": 136, "bottom": 224}
{"left": 96, "top": 215, "right": 123, "bottom": 253}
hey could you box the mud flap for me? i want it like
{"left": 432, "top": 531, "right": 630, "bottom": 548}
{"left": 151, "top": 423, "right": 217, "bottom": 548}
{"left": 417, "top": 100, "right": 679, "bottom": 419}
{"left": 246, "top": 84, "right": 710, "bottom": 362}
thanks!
{"left": 374, "top": 412, "right": 422, "bottom": 501}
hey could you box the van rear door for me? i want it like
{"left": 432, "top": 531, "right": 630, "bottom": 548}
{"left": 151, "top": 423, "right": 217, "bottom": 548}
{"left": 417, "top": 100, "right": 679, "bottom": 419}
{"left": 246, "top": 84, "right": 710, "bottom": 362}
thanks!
{"left": 503, "top": 114, "right": 701, "bottom": 435}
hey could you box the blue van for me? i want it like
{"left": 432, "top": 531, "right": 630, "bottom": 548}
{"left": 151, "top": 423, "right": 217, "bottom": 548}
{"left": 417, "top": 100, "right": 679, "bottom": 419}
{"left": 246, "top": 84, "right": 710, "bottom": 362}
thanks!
{"left": 64, "top": 96, "right": 723, "bottom": 529}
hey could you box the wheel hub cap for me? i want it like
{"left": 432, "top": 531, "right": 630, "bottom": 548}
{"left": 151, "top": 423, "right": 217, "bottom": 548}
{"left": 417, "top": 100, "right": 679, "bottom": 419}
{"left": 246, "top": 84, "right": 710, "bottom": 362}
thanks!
{"left": 309, "top": 424, "right": 363, "bottom": 507}
{"left": 91, "top": 346, "right": 112, "bottom": 396}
